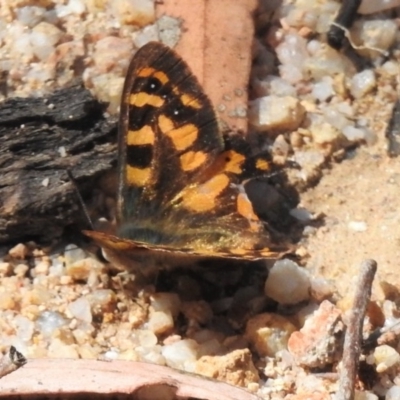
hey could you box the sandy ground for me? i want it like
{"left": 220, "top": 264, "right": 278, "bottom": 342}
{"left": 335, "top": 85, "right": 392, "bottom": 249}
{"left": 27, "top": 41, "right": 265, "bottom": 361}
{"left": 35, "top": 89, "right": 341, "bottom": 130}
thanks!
{"left": 301, "top": 139, "right": 400, "bottom": 301}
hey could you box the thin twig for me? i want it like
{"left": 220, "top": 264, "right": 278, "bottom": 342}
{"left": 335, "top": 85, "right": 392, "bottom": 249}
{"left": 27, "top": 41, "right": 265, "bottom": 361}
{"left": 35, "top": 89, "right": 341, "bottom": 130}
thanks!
{"left": 0, "top": 346, "right": 27, "bottom": 379}
{"left": 335, "top": 259, "right": 377, "bottom": 400}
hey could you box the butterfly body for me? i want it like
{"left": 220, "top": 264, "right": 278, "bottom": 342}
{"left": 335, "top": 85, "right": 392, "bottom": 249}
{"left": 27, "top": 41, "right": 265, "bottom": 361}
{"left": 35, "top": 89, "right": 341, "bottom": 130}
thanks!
{"left": 84, "top": 41, "right": 289, "bottom": 272}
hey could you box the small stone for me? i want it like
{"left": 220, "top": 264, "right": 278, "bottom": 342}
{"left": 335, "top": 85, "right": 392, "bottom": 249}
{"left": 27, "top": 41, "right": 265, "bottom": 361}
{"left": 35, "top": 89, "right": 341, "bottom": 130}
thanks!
{"left": 157, "top": 15, "right": 182, "bottom": 48}
{"left": 147, "top": 311, "right": 174, "bottom": 335}
{"left": 265, "top": 259, "right": 311, "bottom": 305}
{"left": 0, "top": 262, "right": 12, "bottom": 276}
{"left": 88, "top": 73, "right": 125, "bottom": 114}
{"left": 348, "top": 220, "right": 367, "bottom": 232}
{"left": 385, "top": 386, "right": 400, "bottom": 400}
{"left": 66, "top": 257, "right": 104, "bottom": 281}
{"left": 312, "top": 78, "right": 335, "bottom": 102}
{"left": 64, "top": 245, "right": 86, "bottom": 264}
{"left": 195, "top": 349, "right": 259, "bottom": 387}
{"left": 373, "top": 345, "right": 400, "bottom": 372}
{"left": 358, "top": 0, "right": 400, "bottom": 14}
{"left": 294, "top": 150, "right": 325, "bottom": 170}
{"left": 352, "top": 19, "right": 397, "bottom": 58}
{"left": 16, "top": 6, "right": 46, "bottom": 27}
{"left": 13, "top": 315, "right": 35, "bottom": 342}
{"left": 135, "top": 329, "right": 158, "bottom": 348}
{"left": 119, "top": 348, "right": 140, "bottom": 361}
{"left": 349, "top": 70, "right": 376, "bottom": 99}
{"left": 309, "top": 122, "right": 343, "bottom": 147}
{"left": 249, "top": 95, "right": 305, "bottom": 133}
{"left": 34, "top": 260, "right": 51, "bottom": 275}
{"left": 246, "top": 313, "right": 297, "bottom": 357}
{"left": 272, "top": 134, "right": 290, "bottom": 158}
{"left": 48, "top": 338, "right": 79, "bottom": 358}
{"left": 161, "top": 339, "right": 199, "bottom": 370}
{"left": 150, "top": 292, "right": 181, "bottom": 318}
{"left": 30, "top": 22, "right": 63, "bottom": 61}
{"left": 21, "top": 288, "right": 51, "bottom": 307}
{"left": 9, "top": 243, "right": 29, "bottom": 259}
{"left": 0, "top": 291, "right": 16, "bottom": 310}
{"left": 310, "top": 277, "right": 335, "bottom": 302}
{"left": 92, "top": 37, "right": 133, "bottom": 74}
{"left": 77, "top": 344, "right": 98, "bottom": 359}
{"left": 86, "top": 289, "right": 117, "bottom": 316}
{"left": 342, "top": 126, "right": 371, "bottom": 143}
{"left": 110, "top": 0, "right": 155, "bottom": 27}
{"left": 36, "top": 311, "right": 68, "bottom": 337}
{"left": 67, "top": 297, "right": 92, "bottom": 323}
{"left": 288, "top": 300, "right": 344, "bottom": 368}
{"left": 13, "top": 264, "right": 29, "bottom": 277}
{"left": 133, "top": 24, "right": 159, "bottom": 49}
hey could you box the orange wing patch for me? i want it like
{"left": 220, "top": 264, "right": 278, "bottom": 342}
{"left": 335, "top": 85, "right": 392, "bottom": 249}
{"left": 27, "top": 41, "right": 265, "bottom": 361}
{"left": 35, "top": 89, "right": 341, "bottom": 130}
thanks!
{"left": 181, "top": 173, "right": 230, "bottom": 212}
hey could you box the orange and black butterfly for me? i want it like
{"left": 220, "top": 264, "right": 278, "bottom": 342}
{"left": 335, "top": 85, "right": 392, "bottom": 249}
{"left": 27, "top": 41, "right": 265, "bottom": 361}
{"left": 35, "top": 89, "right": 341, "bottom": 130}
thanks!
{"left": 84, "top": 41, "right": 289, "bottom": 271}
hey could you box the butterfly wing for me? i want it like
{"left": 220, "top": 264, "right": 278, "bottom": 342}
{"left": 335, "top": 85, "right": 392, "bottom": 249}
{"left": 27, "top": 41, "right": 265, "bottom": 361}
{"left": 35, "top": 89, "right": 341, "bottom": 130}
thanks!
{"left": 118, "top": 41, "right": 223, "bottom": 222}
{"left": 95, "top": 41, "right": 289, "bottom": 261}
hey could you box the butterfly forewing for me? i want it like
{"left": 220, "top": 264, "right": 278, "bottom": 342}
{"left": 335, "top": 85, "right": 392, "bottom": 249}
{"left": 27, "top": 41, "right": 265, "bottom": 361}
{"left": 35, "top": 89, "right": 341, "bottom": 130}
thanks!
{"left": 118, "top": 42, "right": 222, "bottom": 222}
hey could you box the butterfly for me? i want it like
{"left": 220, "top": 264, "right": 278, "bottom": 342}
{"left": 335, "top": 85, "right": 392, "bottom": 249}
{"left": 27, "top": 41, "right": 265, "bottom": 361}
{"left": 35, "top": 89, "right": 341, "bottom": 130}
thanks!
{"left": 83, "top": 41, "right": 289, "bottom": 272}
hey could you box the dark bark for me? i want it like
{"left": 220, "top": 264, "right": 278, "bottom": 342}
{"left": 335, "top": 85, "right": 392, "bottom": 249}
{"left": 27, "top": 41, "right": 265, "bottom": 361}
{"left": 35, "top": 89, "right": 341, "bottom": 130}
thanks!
{"left": 0, "top": 83, "right": 117, "bottom": 244}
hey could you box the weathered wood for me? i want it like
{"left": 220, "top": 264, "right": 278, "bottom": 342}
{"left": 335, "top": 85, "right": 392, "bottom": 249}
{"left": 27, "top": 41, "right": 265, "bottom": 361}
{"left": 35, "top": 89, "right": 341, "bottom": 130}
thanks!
{"left": 0, "top": 84, "right": 117, "bottom": 244}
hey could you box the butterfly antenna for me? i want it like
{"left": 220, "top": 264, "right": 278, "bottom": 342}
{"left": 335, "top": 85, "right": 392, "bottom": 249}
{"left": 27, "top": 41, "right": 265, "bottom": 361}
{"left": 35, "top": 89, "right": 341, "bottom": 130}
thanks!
{"left": 67, "top": 170, "right": 94, "bottom": 230}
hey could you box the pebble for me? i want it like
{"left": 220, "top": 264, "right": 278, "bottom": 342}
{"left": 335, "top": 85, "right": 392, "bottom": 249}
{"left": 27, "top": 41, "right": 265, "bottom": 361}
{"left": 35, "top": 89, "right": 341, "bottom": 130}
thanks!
{"left": 161, "top": 339, "right": 199, "bottom": 370}
{"left": 249, "top": 95, "right": 305, "bottom": 133}
{"left": 373, "top": 345, "right": 400, "bottom": 372}
{"left": 354, "top": 391, "right": 378, "bottom": 400}
{"left": 150, "top": 292, "right": 181, "bottom": 318}
{"left": 350, "top": 70, "right": 376, "bottom": 99}
{"left": 67, "top": 297, "right": 92, "bottom": 323}
{"left": 352, "top": 19, "right": 397, "bottom": 58}
{"left": 246, "top": 313, "right": 297, "bottom": 357}
{"left": 30, "top": 21, "right": 63, "bottom": 61}
{"left": 385, "top": 386, "right": 400, "bottom": 400}
{"left": 110, "top": 0, "right": 155, "bottom": 27}
{"left": 147, "top": 311, "right": 174, "bottom": 335}
{"left": 9, "top": 243, "right": 29, "bottom": 259}
{"left": 358, "top": 0, "right": 400, "bottom": 14}
{"left": 265, "top": 259, "right": 311, "bottom": 305}
{"left": 348, "top": 220, "right": 368, "bottom": 232}
{"left": 0, "top": 262, "right": 12, "bottom": 276}
{"left": 86, "top": 289, "right": 117, "bottom": 316}
{"left": 0, "top": 292, "right": 16, "bottom": 310}
{"left": 288, "top": 300, "right": 344, "bottom": 368}
{"left": 36, "top": 311, "right": 68, "bottom": 337}
{"left": 342, "top": 126, "right": 370, "bottom": 143}
{"left": 309, "top": 277, "right": 335, "bottom": 302}
{"left": 48, "top": 338, "right": 79, "bottom": 358}
{"left": 135, "top": 329, "right": 158, "bottom": 348}
{"left": 16, "top": 6, "right": 46, "bottom": 27}
{"left": 195, "top": 349, "right": 259, "bottom": 387}
{"left": 309, "top": 121, "right": 343, "bottom": 147}
{"left": 311, "top": 78, "right": 335, "bottom": 102}
{"left": 13, "top": 315, "right": 35, "bottom": 342}
{"left": 66, "top": 257, "right": 104, "bottom": 281}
